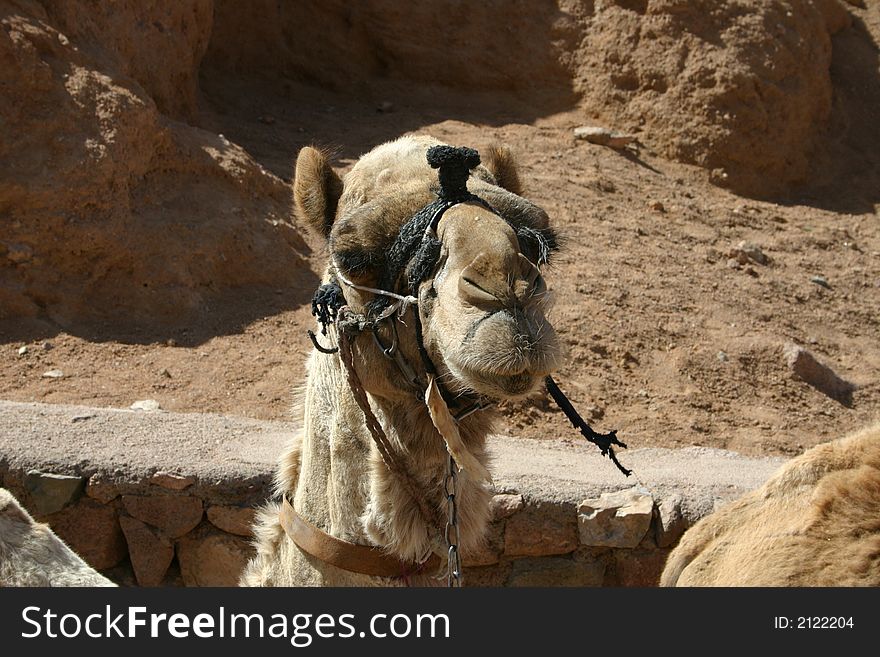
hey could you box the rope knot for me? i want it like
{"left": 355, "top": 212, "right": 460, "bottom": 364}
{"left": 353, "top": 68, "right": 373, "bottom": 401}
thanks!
{"left": 311, "top": 282, "right": 346, "bottom": 335}
{"left": 426, "top": 145, "right": 481, "bottom": 202}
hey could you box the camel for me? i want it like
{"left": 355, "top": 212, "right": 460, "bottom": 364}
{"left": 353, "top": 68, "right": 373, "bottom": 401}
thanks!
{"left": 0, "top": 487, "right": 114, "bottom": 586}
{"left": 661, "top": 422, "right": 880, "bottom": 586}
{"left": 241, "top": 136, "right": 563, "bottom": 586}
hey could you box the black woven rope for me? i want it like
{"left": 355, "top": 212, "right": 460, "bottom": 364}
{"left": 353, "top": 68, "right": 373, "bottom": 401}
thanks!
{"left": 426, "top": 145, "right": 481, "bottom": 203}
{"left": 311, "top": 282, "right": 346, "bottom": 335}
{"left": 365, "top": 146, "right": 489, "bottom": 320}
{"left": 307, "top": 282, "right": 347, "bottom": 353}
{"left": 545, "top": 376, "right": 631, "bottom": 477}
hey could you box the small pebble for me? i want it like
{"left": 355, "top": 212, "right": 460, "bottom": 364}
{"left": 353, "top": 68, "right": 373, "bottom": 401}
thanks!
{"left": 738, "top": 241, "right": 769, "bottom": 265}
{"left": 573, "top": 126, "right": 636, "bottom": 149}
{"left": 810, "top": 275, "right": 831, "bottom": 289}
{"left": 17, "top": 345, "right": 28, "bottom": 356}
{"left": 130, "top": 399, "right": 161, "bottom": 412}
{"left": 42, "top": 369, "right": 64, "bottom": 378}
{"left": 728, "top": 241, "right": 769, "bottom": 266}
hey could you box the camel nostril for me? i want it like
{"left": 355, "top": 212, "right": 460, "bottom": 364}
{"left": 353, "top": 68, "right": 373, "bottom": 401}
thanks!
{"left": 458, "top": 255, "right": 510, "bottom": 306}
{"left": 459, "top": 275, "right": 502, "bottom": 305}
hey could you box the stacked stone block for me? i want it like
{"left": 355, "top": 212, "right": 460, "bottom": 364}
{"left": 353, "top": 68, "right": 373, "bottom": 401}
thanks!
{"left": 4, "top": 467, "right": 692, "bottom": 587}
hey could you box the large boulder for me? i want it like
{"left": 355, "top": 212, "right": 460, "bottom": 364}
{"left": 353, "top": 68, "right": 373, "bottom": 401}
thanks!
{"left": 0, "top": 1, "right": 312, "bottom": 331}
{"left": 204, "top": 0, "right": 851, "bottom": 197}
{"left": 568, "top": 0, "right": 850, "bottom": 196}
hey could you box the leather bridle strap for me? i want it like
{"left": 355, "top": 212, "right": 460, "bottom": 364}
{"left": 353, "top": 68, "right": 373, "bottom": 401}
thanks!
{"left": 279, "top": 496, "right": 441, "bottom": 579}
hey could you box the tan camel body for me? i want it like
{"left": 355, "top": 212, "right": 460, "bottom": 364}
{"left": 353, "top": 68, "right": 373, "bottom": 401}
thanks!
{"left": 241, "top": 136, "right": 562, "bottom": 585}
{"left": 661, "top": 422, "right": 880, "bottom": 586}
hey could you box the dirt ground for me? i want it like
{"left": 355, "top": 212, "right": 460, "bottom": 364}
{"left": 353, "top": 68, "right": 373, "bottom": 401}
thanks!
{"left": 4, "top": 77, "right": 878, "bottom": 459}
{"left": 1, "top": 2, "right": 878, "bottom": 460}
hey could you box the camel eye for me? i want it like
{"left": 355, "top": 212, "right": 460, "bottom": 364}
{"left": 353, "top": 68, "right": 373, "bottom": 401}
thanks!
{"left": 515, "top": 225, "right": 559, "bottom": 266}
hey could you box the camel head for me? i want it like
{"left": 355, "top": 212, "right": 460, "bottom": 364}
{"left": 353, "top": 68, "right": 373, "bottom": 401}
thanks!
{"left": 294, "top": 136, "right": 563, "bottom": 403}
{"left": 422, "top": 200, "right": 560, "bottom": 399}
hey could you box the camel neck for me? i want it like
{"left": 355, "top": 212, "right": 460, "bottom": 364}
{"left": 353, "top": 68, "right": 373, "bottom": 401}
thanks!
{"left": 291, "top": 348, "right": 495, "bottom": 563}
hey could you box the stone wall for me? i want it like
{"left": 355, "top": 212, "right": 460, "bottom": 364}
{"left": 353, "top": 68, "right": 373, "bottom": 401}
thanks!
{"left": 0, "top": 400, "right": 786, "bottom": 587}
{"left": 3, "top": 468, "right": 260, "bottom": 587}
{"left": 3, "top": 468, "right": 681, "bottom": 587}
{"left": 464, "top": 487, "right": 684, "bottom": 587}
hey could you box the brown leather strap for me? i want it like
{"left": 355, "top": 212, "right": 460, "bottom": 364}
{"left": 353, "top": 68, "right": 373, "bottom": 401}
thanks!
{"left": 335, "top": 325, "right": 444, "bottom": 532}
{"left": 279, "top": 496, "right": 441, "bottom": 579}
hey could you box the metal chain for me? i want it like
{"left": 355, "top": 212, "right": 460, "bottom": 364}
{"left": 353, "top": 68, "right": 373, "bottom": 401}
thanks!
{"left": 444, "top": 454, "right": 463, "bottom": 587}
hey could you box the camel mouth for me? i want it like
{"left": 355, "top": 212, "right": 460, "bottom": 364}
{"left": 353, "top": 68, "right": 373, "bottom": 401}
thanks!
{"left": 436, "top": 315, "right": 563, "bottom": 401}
{"left": 447, "top": 360, "right": 550, "bottom": 400}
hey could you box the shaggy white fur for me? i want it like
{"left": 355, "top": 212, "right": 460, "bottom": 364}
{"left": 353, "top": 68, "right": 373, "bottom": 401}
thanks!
{"left": 0, "top": 488, "right": 114, "bottom": 587}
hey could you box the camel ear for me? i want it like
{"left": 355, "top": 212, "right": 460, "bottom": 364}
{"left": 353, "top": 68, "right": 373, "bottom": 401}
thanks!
{"left": 293, "top": 146, "right": 343, "bottom": 238}
{"left": 481, "top": 144, "right": 522, "bottom": 196}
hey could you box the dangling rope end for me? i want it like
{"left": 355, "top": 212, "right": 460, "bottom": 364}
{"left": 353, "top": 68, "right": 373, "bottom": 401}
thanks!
{"left": 307, "top": 329, "right": 339, "bottom": 354}
{"left": 545, "top": 375, "right": 632, "bottom": 477}
{"left": 609, "top": 451, "right": 632, "bottom": 477}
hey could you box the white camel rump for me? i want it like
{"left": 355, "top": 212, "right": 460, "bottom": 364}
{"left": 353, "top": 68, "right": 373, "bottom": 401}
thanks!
{"left": 0, "top": 487, "right": 114, "bottom": 587}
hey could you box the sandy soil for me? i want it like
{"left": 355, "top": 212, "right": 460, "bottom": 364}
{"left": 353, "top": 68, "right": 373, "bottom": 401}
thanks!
{"left": 3, "top": 71, "right": 878, "bottom": 459}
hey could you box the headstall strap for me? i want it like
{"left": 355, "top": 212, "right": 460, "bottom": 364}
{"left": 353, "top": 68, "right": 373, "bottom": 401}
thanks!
{"left": 336, "top": 321, "right": 444, "bottom": 533}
